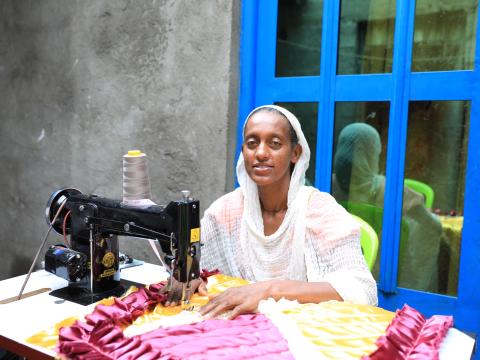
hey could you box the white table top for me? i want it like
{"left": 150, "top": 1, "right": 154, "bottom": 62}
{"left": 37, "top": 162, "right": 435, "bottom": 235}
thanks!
{"left": 0, "top": 264, "right": 475, "bottom": 359}
{"left": 0, "top": 263, "right": 169, "bottom": 358}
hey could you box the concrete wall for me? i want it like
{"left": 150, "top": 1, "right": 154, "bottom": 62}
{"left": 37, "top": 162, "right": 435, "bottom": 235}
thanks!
{"left": 0, "top": 0, "right": 240, "bottom": 281}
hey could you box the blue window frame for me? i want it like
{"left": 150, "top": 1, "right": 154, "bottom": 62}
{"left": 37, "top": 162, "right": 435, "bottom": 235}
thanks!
{"left": 238, "top": 0, "right": 480, "bottom": 343}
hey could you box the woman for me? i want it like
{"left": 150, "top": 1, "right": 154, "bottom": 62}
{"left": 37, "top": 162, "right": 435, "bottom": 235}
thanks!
{"left": 165, "top": 105, "right": 377, "bottom": 318}
{"left": 331, "top": 122, "right": 442, "bottom": 292}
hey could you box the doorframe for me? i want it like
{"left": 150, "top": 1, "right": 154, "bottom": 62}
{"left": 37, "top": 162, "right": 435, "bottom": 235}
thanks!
{"left": 237, "top": 0, "right": 480, "bottom": 336}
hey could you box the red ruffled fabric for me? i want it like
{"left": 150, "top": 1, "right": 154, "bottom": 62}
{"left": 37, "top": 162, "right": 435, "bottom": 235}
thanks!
{"left": 362, "top": 304, "right": 453, "bottom": 360}
{"left": 199, "top": 268, "right": 220, "bottom": 283}
{"left": 57, "top": 280, "right": 293, "bottom": 359}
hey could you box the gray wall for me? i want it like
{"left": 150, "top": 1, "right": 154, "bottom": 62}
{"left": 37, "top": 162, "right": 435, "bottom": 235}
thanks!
{"left": 0, "top": 0, "right": 240, "bottom": 280}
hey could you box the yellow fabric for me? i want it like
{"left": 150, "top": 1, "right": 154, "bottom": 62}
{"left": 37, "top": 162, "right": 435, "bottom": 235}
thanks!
{"left": 26, "top": 274, "right": 249, "bottom": 349}
{"left": 439, "top": 215, "right": 463, "bottom": 234}
{"left": 25, "top": 290, "right": 129, "bottom": 348}
{"left": 129, "top": 274, "right": 250, "bottom": 319}
{"left": 25, "top": 316, "right": 77, "bottom": 350}
{"left": 26, "top": 274, "right": 392, "bottom": 360}
{"left": 260, "top": 299, "right": 394, "bottom": 359}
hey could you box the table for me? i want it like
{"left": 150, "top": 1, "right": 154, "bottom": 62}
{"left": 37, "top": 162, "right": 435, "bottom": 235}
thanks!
{"left": 0, "top": 263, "right": 169, "bottom": 359}
{"left": 0, "top": 264, "right": 475, "bottom": 359}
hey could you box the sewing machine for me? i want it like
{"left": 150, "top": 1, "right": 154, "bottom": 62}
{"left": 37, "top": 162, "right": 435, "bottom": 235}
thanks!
{"left": 43, "top": 188, "right": 200, "bottom": 305}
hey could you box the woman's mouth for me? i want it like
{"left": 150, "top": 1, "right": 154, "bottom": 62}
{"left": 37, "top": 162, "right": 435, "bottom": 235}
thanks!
{"left": 252, "top": 165, "right": 273, "bottom": 174}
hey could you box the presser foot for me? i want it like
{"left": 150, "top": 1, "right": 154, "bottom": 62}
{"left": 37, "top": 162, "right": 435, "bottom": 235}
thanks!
{"left": 181, "top": 283, "right": 195, "bottom": 311}
{"left": 181, "top": 301, "right": 196, "bottom": 311}
{"left": 181, "top": 300, "right": 198, "bottom": 311}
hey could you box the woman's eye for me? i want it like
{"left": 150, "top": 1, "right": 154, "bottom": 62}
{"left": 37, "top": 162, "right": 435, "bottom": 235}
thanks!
{"left": 246, "top": 140, "right": 257, "bottom": 148}
{"left": 271, "top": 140, "right": 282, "bottom": 148}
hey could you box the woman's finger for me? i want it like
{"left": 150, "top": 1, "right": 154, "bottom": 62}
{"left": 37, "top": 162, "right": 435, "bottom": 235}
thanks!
{"left": 165, "top": 290, "right": 175, "bottom": 306}
{"left": 200, "top": 293, "right": 235, "bottom": 318}
{"left": 198, "top": 297, "right": 218, "bottom": 315}
{"left": 161, "top": 277, "right": 178, "bottom": 304}
{"left": 203, "top": 302, "right": 230, "bottom": 319}
{"left": 165, "top": 284, "right": 182, "bottom": 306}
{"left": 227, "top": 304, "right": 247, "bottom": 320}
{"left": 158, "top": 283, "right": 168, "bottom": 294}
{"left": 197, "top": 280, "right": 208, "bottom": 296}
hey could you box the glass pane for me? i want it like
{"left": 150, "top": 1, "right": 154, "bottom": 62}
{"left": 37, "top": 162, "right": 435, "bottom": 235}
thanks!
{"left": 331, "top": 102, "right": 390, "bottom": 279}
{"left": 276, "top": 102, "right": 318, "bottom": 184}
{"left": 276, "top": 0, "right": 323, "bottom": 77}
{"left": 399, "top": 101, "right": 470, "bottom": 295}
{"left": 338, "top": 0, "right": 396, "bottom": 75}
{"left": 412, "top": 0, "right": 478, "bottom": 71}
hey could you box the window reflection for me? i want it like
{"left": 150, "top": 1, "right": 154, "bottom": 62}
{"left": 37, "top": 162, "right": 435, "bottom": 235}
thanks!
{"left": 412, "top": 0, "right": 478, "bottom": 71}
{"left": 338, "top": 0, "right": 396, "bottom": 75}
{"left": 276, "top": 0, "right": 323, "bottom": 77}
{"left": 401, "top": 101, "right": 470, "bottom": 295}
{"left": 331, "top": 102, "right": 389, "bottom": 279}
{"left": 276, "top": 102, "right": 318, "bottom": 184}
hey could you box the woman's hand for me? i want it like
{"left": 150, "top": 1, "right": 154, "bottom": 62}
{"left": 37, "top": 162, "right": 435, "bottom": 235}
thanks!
{"left": 159, "top": 278, "right": 208, "bottom": 306}
{"left": 199, "top": 282, "right": 272, "bottom": 320}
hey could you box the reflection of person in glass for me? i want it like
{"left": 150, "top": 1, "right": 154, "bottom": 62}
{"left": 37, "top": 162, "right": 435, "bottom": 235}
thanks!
{"left": 331, "top": 123, "right": 442, "bottom": 293}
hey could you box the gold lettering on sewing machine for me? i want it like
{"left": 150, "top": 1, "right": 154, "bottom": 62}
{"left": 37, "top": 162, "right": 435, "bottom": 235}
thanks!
{"left": 190, "top": 228, "right": 200, "bottom": 243}
{"left": 102, "top": 252, "right": 115, "bottom": 268}
{"left": 100, "top": 268, "right": 115, "bottom": 278}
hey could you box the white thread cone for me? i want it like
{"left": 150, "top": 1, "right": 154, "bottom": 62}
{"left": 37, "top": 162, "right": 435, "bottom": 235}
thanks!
{"left": 122, "top": 150, "right": 156, "bottom": 207}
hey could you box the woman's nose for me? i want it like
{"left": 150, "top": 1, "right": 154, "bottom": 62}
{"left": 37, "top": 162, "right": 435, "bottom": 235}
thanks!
{"left": 255, "top": 142, "right": 269, "bottom": 160}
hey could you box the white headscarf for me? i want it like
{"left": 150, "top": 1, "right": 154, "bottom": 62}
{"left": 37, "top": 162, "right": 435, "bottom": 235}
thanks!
{"left": 236, "top": 105, "right": 314, "bottom": 281}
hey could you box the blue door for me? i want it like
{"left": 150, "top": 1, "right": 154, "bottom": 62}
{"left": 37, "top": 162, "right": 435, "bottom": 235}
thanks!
{"left": 238, "top": 0, "right": 480, "bottom": 346}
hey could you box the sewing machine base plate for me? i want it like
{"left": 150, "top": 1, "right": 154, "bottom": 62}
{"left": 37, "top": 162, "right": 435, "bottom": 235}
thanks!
{"left": 49, "top": 279, "right": 144, "bottom": 306}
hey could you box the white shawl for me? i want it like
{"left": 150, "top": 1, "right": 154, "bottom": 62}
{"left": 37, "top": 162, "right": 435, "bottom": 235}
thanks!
{"left": 201, "top": 106, "right": 378, "bottom": 305}
{"left": 236, "top": 105, "right": 314, "bottom": 281}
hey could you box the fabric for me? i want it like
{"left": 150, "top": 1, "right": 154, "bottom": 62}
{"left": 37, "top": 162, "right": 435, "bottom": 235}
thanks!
{"left": 258, "top": 298, "right": 395, "bottom": 360}
{"left": 31, "top": 274, "right": 293, "bottom": 360}
{"left": 362, "top": 304, "right": 453, "bottom": 360}
{"left": 201, "top": 105, "right": 377, "bottom": 305}
{"left": 331, "top": 122, "right": 443, "bottom": 292}
{"left": 27, "top": 274, "right": 453, "bottom": 360}
{"left": 26, "top": 274, "right": 250, "bottom": 350}
{"left": 59, "top": 312, "right": 293, "bottom": 360}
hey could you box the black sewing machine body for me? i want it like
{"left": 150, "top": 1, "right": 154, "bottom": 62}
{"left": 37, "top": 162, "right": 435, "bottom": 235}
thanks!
{"left": 45, "top": 189, "right": 200, "bottom": 305}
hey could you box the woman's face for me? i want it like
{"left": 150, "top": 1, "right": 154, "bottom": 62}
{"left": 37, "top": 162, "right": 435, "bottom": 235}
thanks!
{"left": 242, "top": 110, "right": 301, "bottom": 188}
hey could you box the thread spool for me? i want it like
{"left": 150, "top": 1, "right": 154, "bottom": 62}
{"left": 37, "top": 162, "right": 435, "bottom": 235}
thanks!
{"left": 122, "top": 150, "right": 155, "bottom": 207}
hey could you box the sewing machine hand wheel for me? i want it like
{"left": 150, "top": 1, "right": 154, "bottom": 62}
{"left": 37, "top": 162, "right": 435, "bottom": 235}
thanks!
{"left": 45, "top": 188, "right": 82, "bottom": 234}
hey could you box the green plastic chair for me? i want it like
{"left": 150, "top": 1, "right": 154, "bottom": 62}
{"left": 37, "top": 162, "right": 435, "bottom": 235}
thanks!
{"left": 350, "top": 214, "right": 379, "bottom": 271}
{"left": 340, "top": 201, "right": 383, "bottom": 232}
{"left": 339, "top": 201, "right": 410, "bottom": 272}
{"left": 339, "top": 201, "right": 409, "bottom": 237}
{"left": 404, "top": 178, "right": 435, "bottom": 209}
